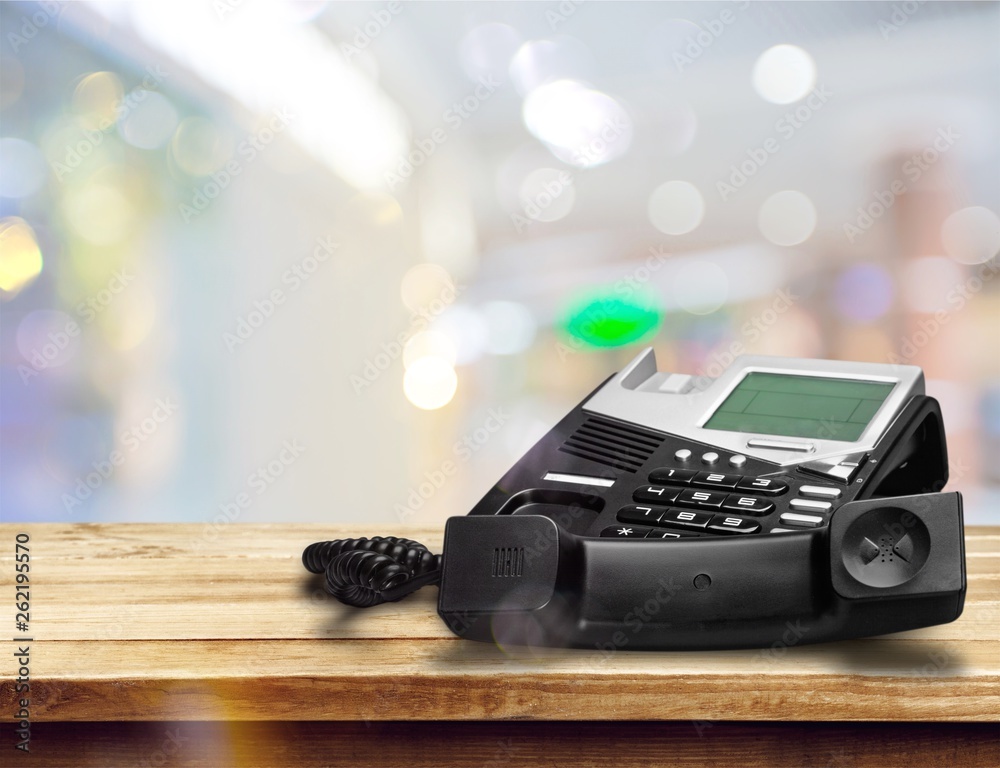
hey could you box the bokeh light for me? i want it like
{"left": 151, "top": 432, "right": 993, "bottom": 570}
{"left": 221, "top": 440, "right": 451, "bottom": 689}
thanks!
{"left": 758, "top": 190, "right": 817, "bottom": 246}
{"left": 903, "top": 256, "right": 964, "bottom": 314}
{"left": 400, "top": 263, "right": 455, "bottom": 313}
{"left": 0, "top": 217, "right": 44, "bottom": 296}
{"left": 403, "top": 356, "right": 458, "bottom": 410}
{"left": 752, "top": 45, "right": 817, "bottom": 104}
{"left": 672, "top": 261, "right": 728, "bottom": 315}
{"left": 170, "top": 117, "right": 234, "bottom": 176}
{"left": 403, "top": 330, "right": 457, "bottom": 369}
{"left": 72, "top": 71, "right": 124, "bottom": 130}
{"left": 120, "top": 91, "right": 178, "bottom": 149}
{"left": 648, "top": 180, "right": 705, "bottom": 235}
{"left": 482, "top": 301, "right": 537, "bottom": 355}
{"left": 560, "top": 289, "right": 663, "bottom": 348}
{"left": 834, "top": 263, "right": 895, "bottom": 323}
{"left": 16, "top": 309, "right": 81, "bottom": 368}
{"left": 940, "top": 206, "right": 1000, "bottom": 265}
{"left": 64, "top": 182, "right": 135, "bottom": 245}
{"left": 434, "top": 305, "right": 489, "bottom": 365}
{"left": 509, "top": 36, "right": 596, "bottom": 97}
{"left": 459, "top": 22, "right": 521, "bottom": 82}
{"left": 519, "top": 167, "right": 576, "bottom": 223}
{"left": 0, "top": 138, "right": 47, "bottom": 198}
{"left": 522, "top": 80, "right": 633, "bottom": 167}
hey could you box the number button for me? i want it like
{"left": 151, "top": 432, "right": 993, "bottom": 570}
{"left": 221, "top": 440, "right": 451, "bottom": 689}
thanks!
{"left": 659, "top": 508, "right": 714, "bottom": 530}
{"left": 648, "top": 468, "right": 698, "bottom": 486}
{"left": 647, "top": 530, "right": 700, "bottom": 539}
{"left": 617, "top": 505, "right": 667, "bottom": 525}
{"left": 601, "top": 525, "right": 652, "bottom": 538}
{"left": 675, "top": 488, "right": 727, "bottom": 509}
{"left": 706, "top": 514, "right": 761, "bottom": 535}
{"left": 633, "top": 486, "right": 680, "bottom": 505}
{"left": 735, "top": 476, "right": 789, "bottom": 496}
{"left": 721, "top": 494, "right": 774, "bottom": 516}
{"left": 692, "top": 471, "right": 741, "bottom": 489}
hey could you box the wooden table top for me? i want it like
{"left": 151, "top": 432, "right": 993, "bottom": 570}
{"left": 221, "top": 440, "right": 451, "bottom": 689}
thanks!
{"left": 2, "top": 523, "right": 998, "bottom": 723}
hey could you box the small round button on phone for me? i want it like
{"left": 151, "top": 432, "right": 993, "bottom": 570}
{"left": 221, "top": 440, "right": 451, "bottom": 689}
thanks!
{"left": 729, "top": 454, "right": 747, "bottom": 468}
{"left": 675, "top": 449, "right": 692, "bottom": 461}
{"left": 701, "top": 452, "right": 719, "bottom": 465}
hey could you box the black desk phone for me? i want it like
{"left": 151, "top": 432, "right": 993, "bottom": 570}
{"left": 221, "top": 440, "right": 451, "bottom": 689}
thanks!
{"left": 304, "top": 350, "right": 966, "bottom": 650}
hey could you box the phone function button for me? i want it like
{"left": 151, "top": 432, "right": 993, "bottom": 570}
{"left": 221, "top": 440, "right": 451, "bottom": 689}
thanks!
{"left": 789, "top": 498, "right": 833, "bottom": 513}
{"left": 617, "top": 505, "right": 667, "bottom": 525}
{"left": 746, "top": 438, "right": 815, "bottom": 453}
{"left": 648, "top": 468, "right": 698, "bottom": 486}
{"left": 707, "top": 514, "right": 761, "bottom": 535}
{"left": 659, "top": 508, "right": 714, "bottom": 530}
{"left": 674, "top": 449, "right": 693, "bottom": 462}
{"left": 601, "top": 525, "right": 652, "bottom": 538}
{"left": 800, "top": 452, "right": 868, "bottom": 484}
{"left": 676, "top": 488, "right": 727, "bottom": 509}
{"left": 633, "top": 486, "right": 680, "bottom": 505}
{"left": 692, "top": 471, "right": 741, "bottom": 489}
{"left": 779, "top": 512, "right": 824, "bottom": 528}
{"left": 728, "top": 454, "right": 747, "bottom": 468}
{"left": 721, "top": 494, "right": 774, "bottom": 515}
{"left": 798, "top": 485, "right": 842, "bottom": 499}
{"left": 701, "top": 451, "right": 720, "bottom": 465}
{"left": 735, "top": 476, "right": 789, "bottom": 496}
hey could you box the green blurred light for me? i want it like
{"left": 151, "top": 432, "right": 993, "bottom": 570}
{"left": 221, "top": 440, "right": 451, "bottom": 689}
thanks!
{"left": 560, "top": 290, "right": 663, "bottom": 348}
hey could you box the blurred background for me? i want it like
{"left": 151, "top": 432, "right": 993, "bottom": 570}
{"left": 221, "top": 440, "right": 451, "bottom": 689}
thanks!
{"left": 1, "top": 0, "right": 998, "bottom": 531}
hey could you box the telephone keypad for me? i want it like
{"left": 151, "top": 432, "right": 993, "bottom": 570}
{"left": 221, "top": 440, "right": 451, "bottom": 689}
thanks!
{"left": 659, "top": 508, "right": 714, "bottom": 530}
{"left": 617, "top": 504, "right": 667, "bottom": 525}
{"left": 735, "top": 476, "right": 789, "bottom": 495}
{"left": 633, "top": 485, "right": 680, "bottom": 505}
{"left": 707, "top": 514, "right": 761, "bottom": 535}
{"left": 692, "top": 471, "right": 741, "bottom": 489}
{"left": 648, "top": 468, "right": 698, "bottom": 485}
{"left": 720, "top": 494, "right": 774, "bottom": 515}
{"left": 676, "top": 488, "right": 727, "bottom": 509}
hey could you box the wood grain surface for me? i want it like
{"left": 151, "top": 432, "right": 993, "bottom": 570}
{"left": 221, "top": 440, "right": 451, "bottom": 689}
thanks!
{"left": 1, "top": 523, "right": 998, "bottom": 723}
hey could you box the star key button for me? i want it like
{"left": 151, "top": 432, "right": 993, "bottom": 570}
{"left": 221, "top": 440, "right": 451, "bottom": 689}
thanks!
{"left": 600, "top": 525, "right": 652, "bottom": 538}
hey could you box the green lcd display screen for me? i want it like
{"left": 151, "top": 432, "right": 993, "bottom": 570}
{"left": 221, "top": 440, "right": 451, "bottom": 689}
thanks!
{"left": 703, "top": 372, "right": 895, "bottom": 442}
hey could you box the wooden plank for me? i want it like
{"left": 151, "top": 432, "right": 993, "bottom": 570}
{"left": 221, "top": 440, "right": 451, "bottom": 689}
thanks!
{"left": 6, "top": 722, "right": 1000, "bottom": 768}
{"left": 1, "top": 524, "right": 998, "bottom": 722}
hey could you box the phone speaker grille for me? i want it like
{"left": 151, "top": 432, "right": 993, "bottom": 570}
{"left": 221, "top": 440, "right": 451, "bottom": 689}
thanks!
{"left": 492, "top": 547, "right": 524, "bottom": 578}
{"left": 559, "top": 417, "right": 663, "bottom": 473}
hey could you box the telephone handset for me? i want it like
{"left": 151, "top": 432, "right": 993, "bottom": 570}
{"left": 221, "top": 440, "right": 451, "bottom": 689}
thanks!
{"left": 304, "top": 351, "right": 966, "bottom": 650}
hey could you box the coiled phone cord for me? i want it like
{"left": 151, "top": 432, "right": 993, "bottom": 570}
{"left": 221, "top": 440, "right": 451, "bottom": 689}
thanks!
{"left": 302, "top": 537, "right": 442, "bottom": 607}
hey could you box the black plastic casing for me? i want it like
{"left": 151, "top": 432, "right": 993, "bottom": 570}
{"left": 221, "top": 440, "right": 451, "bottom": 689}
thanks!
{"left": 437, "top": 493, "right": 966, "bottom": 650}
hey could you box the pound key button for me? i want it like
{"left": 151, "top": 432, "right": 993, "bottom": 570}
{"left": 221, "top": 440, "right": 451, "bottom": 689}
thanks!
{"left": 601, "top": 525, "right": 652, "bottom": 538}
{"left": 707, "top": 514, "right": 761, "bottom": 535}
{"left": 735, "top": 476, "right": 789, "bottom": 496}
{"left": 633, "top": 485, "right": 680, "bottom": 504}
